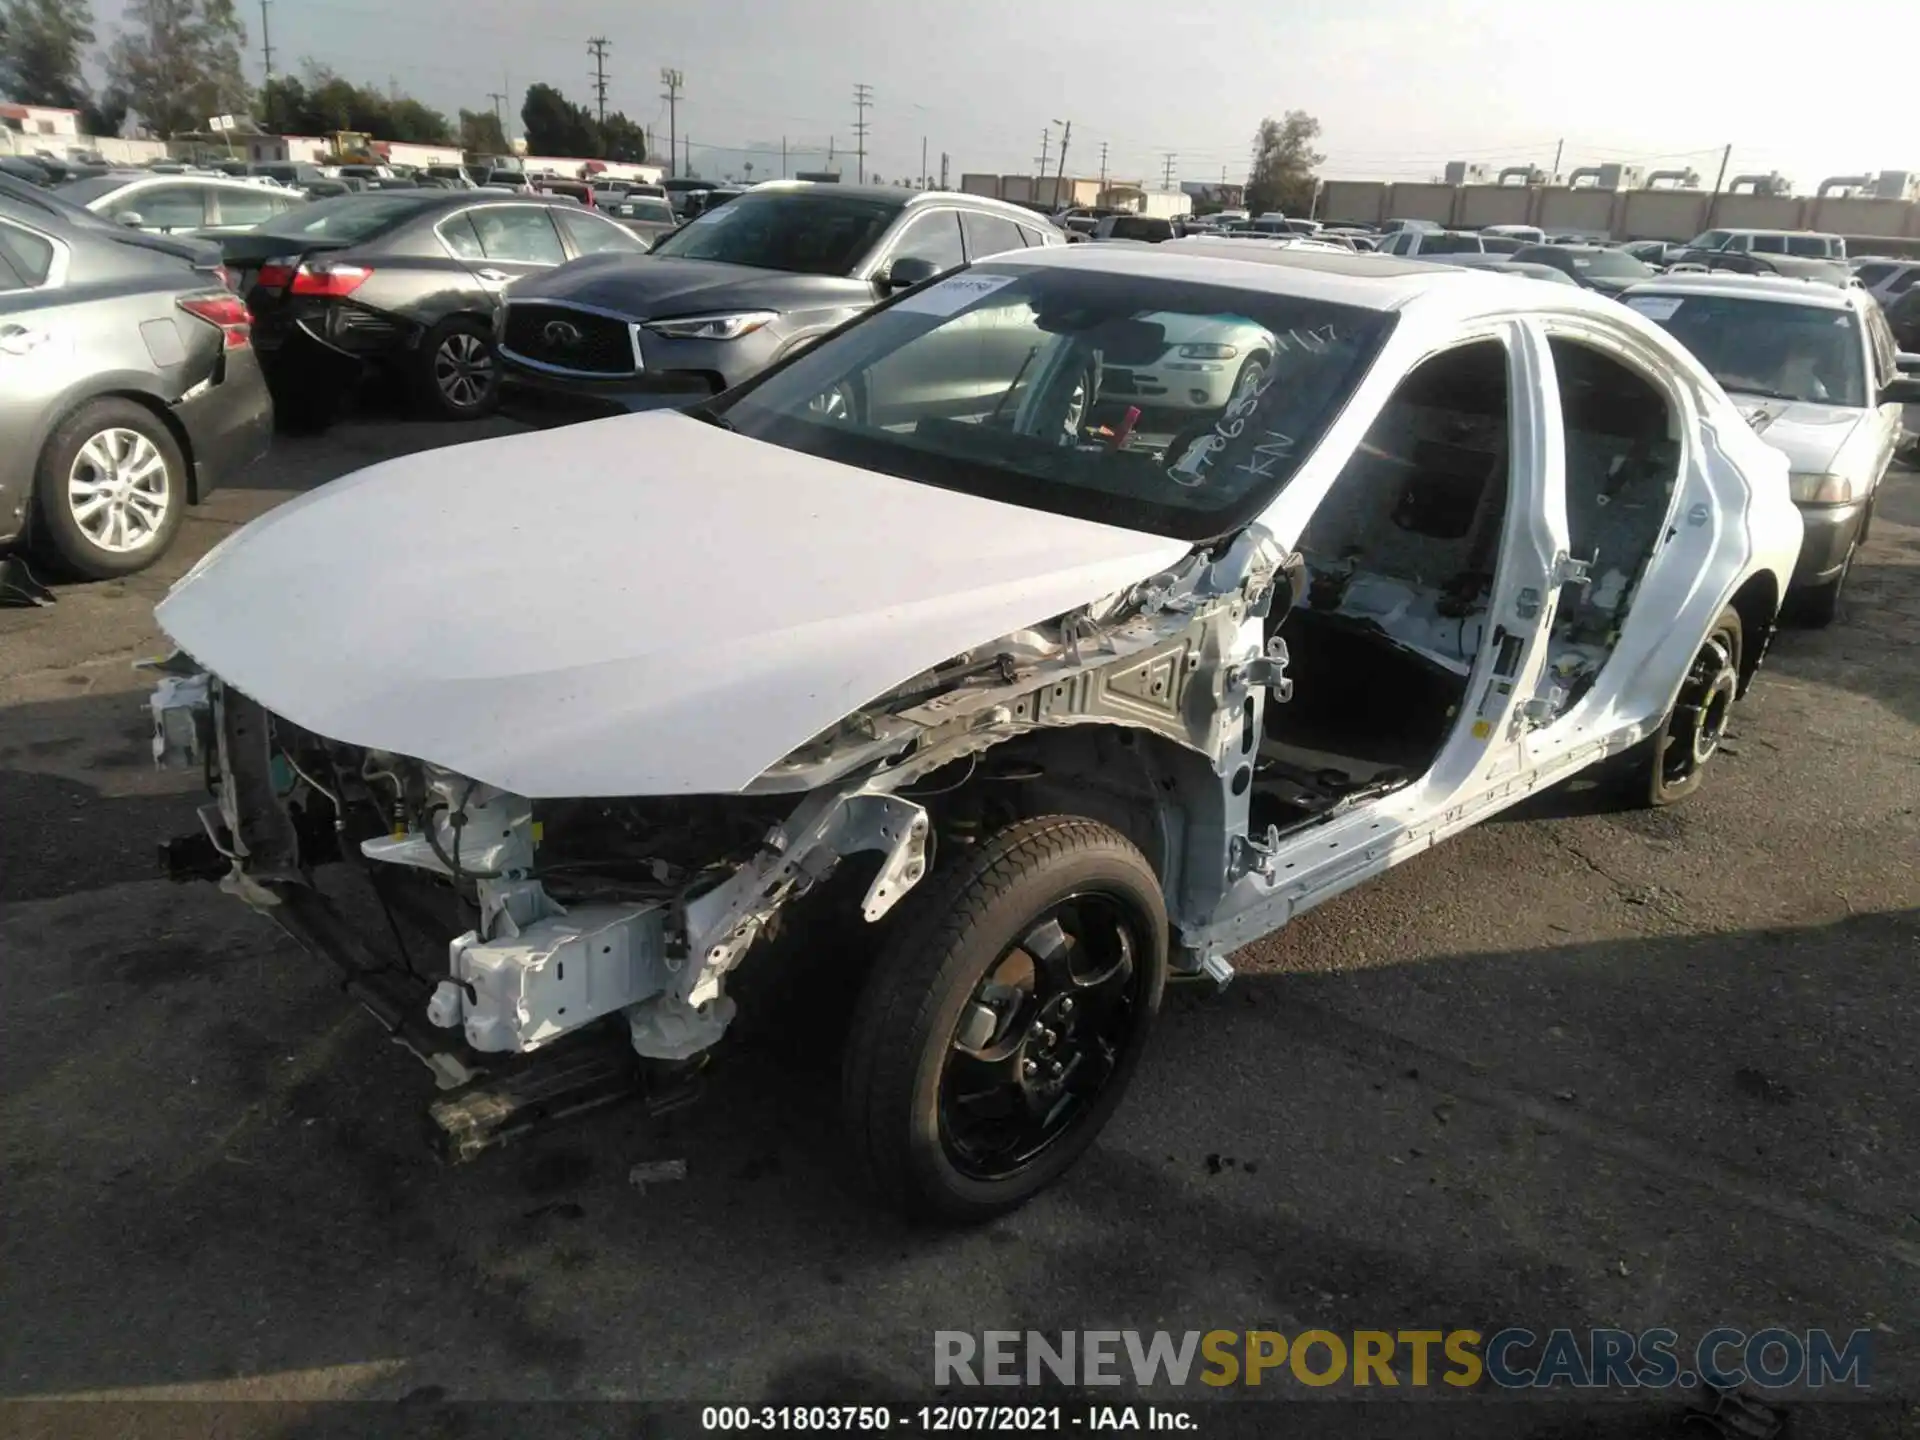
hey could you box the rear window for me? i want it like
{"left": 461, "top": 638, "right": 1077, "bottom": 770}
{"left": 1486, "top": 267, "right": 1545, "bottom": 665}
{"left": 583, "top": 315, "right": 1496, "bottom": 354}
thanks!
{"left": 1419, "top": 233, "right": 1482, "bottom": 255}
{"left": 1787, "top": 235, "right": 1837, "bottom": 257}
{"left": 253, "top": 193, "right": 433, "bottom": 242}
{"left": 1108, "top": 216, "right": 1172, "bottom": 242}
{"left": 1855, "top": 263, "right": 1897, "bottom": 287}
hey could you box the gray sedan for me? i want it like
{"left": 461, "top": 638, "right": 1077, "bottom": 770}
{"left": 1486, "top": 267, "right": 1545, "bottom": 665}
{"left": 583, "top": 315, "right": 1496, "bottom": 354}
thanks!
{"left": 0, "top": 179, "right": 272, "bottom": 579}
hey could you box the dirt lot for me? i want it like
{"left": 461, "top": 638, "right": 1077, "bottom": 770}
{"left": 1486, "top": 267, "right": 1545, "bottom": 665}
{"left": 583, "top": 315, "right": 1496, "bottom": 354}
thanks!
{"left": 1, "top": 415, "right": 1916, "bottom": 1433}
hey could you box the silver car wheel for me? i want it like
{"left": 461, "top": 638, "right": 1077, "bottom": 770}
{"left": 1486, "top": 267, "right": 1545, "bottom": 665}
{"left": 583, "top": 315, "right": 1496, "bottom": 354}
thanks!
{"left": 434, "top": 331, "right": 493, "bottom": 409}
{"left": 67, "top": 428, "right": 171, "bottom": 555}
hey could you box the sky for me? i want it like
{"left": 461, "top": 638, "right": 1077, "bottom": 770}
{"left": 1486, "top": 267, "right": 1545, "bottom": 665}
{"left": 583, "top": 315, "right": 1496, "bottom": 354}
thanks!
{"left": 100, "top": 0, "right": 1911, "bottom": 191}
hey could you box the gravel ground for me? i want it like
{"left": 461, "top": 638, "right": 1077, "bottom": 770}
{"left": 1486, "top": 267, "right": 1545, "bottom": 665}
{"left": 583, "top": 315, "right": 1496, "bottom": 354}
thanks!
{"left": 1, "top": 415, "right": 1915, "bottom": 1436}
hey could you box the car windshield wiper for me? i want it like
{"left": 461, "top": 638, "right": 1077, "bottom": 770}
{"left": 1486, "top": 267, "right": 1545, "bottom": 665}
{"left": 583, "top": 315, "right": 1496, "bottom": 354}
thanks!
{"left": 1724, "top": 385, "right": 1806, "bottom": 404}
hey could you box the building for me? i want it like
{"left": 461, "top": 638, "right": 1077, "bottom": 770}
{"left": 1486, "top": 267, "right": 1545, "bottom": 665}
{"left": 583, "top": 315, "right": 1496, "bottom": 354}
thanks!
{"left": 1, "top": 102, "right": 82, "bottom": 147}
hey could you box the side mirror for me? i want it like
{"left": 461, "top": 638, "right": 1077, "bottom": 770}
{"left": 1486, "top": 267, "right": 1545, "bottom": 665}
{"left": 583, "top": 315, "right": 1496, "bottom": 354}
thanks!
{"left": 116, "top": 211, "right": 146, "bottom": 229}
{"left": 1881, "top": 375, "right": 1920, "bottom": 405}
{"left": 879, "top": 255, "right": 941, "bottom": 292}
{"left": 1895, "top": 351, "right": 1920, "bottom": 375}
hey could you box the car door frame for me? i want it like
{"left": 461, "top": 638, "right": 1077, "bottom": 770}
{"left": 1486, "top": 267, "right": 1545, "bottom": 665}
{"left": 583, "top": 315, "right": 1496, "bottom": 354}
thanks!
{"left": 451, "top": 202, "right": 569, "bottom": 294}
{"left": 1516, "top": 306, "right": 1761, "bottom": 777}
{"left": 1188, "top": 316, "right": 1570, "bottom": 953}
{"left": 107, "top": 180, "right": 210, "bottom": 236}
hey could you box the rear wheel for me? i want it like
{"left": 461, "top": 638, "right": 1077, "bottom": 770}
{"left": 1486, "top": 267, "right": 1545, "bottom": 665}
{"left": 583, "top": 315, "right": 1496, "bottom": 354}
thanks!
{"left": 31, "top": 398, "right": 185, "bottom": 580}
{"left": 416, "top": 316, "right": 497, "bottom": 419}
{"left": 1619, "top": 606, "right": 1742, "bottom": 807}
{"left": 841, "top": 816, "right": 1168, "bottom": 1222}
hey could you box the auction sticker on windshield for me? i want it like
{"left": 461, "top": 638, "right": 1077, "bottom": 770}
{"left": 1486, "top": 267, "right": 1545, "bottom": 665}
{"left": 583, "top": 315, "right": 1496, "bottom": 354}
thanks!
{"left": 1626, "top": 296, "right": 1684, "bottom": 321}
{"left": 894, "top": 273, "right": 1019, "bottom": 317}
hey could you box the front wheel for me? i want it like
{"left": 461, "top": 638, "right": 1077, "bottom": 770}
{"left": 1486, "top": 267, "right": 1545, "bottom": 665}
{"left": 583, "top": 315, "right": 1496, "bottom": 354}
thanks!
{"left": 841, "top": 816, "right": 1168, "bottom": 1222}
{"left": 1619, "top": 606, "right": 1742, "bottom": 807}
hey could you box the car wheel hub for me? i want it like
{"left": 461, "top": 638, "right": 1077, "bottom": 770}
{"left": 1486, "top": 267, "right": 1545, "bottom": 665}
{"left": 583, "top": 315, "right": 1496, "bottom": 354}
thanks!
{"left": 1665, "top": 634, "right": 1736, "bottom": 783}
{"left": 938, "top": 893, "right": 1144, "bottom": 1181}
{"left": 435, "top": 333, "right": 492, "bottom": 408}
{"left": 67, "top": 428, "right": 169, "bottom": 554}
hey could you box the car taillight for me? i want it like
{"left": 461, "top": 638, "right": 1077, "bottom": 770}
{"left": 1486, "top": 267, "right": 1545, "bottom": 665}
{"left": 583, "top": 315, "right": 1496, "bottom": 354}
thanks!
{"left": 255, "top": 255, "right": 301, "bottom": 290}
{"left": 178, "top": 291, "right": 254, "bottom": 349}
{"left": 290, "top": 261, "right": 372, "bottom": 297}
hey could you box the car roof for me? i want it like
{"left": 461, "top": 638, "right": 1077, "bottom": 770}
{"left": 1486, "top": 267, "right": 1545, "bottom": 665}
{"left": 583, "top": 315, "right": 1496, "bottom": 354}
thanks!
{"left": 1620, "top": 272, "right": 1861, "bottom": 311}
{"left": 994, "top": 238, "right": 1630, "bottom": 316}
{"left": 1706, "top": 227, "right": 1841, "bottom": 239}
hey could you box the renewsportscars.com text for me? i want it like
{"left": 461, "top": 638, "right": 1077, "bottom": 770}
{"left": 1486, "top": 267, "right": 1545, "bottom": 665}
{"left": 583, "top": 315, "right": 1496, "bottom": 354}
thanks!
{"left": 935, "top": 1328, "right": 1873, "bottom": 1390}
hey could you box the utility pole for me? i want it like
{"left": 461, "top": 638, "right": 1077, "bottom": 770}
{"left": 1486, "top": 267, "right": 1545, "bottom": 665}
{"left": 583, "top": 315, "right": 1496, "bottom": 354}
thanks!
{"left": 660, "top": 68, "right": 683, "bottom": 177}
{"left": 1035, "top": 127, "right": 1050, "bottom": 178}
{"left": 1098, "top": 141, "right": 1108, "bottom": 196}
{"left": 486, "top": 90, "right": 508, "bottom": 144}
{"left": 1161, "top": 152, "right": 1176, "bottom": 190}
{"left": 852, "top": 83, "right": 872, "bottom": 185}
{"left": 1051, "top": 118, "right": 1071, "bottom": 209}
{"left": 258, "top": 0, "right": 275, "bottom": 81}
{"left": 920, "top": 135, "right": 927, "bottom": 189}
{"left": 939, "top": 151, "right": 949, "bottom": 189}
{"left": 1708, "top": 141, "right": 1732, "bottom": 226}
{"left": 587, "top": 39, "right": 610, "bottom": 126}
{"left": 781, "top": 136, "right": 787, "bottom": 178}
{"left": 1551, "top": 137, "right": 1564, "bottom": 183}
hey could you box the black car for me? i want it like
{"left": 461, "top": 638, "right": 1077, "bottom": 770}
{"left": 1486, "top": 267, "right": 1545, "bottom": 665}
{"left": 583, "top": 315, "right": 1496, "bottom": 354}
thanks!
{"left": 1508, "top": 244, "right": 1655, "bottom": 296}
{"left": 0, "top": 177, "right": 271, "bottom": 580}
{"left": 218, "top": 190, "right": 647, "bottom": 427}
{"left": 495, "top": 184, "right": 1065, "bottom": 426}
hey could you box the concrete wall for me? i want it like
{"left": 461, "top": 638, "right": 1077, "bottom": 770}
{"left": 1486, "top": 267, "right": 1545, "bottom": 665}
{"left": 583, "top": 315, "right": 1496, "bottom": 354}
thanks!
{"left": 1711, "top": 193, "right": 1802, "bottom": 231}
{"left": 1385, "top": 183, "right": 1456, "bottom": 224}
{"left": 1538, "top": 186, "right": 1617, "bottom": 236}
{"left": 1809, "top": 196, "right": 1920, "bottom": 240}
{"left": 959, "top": 172, "right": 999, "bottom": 197}
{"left": 1321, "top": 179, "right": 1387, "bottom": 224}
{"left": 1455, "top": 183, "right": 1533, "bottom": 228}
{"left": 1616, "top": 189, "right": 1712, "bottom": 241}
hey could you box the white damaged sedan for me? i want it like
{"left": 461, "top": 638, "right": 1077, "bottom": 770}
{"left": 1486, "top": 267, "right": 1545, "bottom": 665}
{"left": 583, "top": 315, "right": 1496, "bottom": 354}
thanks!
{"left": 150, "top": 244, "right": 1802, "bottom": 1220}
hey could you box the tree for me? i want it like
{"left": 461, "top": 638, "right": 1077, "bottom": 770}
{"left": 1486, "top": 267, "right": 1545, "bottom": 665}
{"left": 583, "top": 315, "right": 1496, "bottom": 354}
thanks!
{"left": 520, "top": 83, "right": 596, "bottom": 157}
{"left": 105, "top": 0, "right": 248, "bottom": 138}
{"left": 1246, "top": 110, "right": 1324, "bottom": 218}
{"left": 387, "top": 97, "right": 451, "bottom": 144}
{"left": 599, "top": 110, "right": 646, "bottom": 163}
{"left": 0, "top": 0, "right": 96, "bottom": 111}
{"left": 459, "top": 107, "right": 507, "bottom": 155}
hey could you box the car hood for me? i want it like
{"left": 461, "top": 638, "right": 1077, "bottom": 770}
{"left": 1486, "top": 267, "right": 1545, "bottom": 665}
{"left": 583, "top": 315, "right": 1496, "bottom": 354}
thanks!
{"left": 154, "top": 412, "right": 1191, "bottom": 798}
{"left": 1729, "top": 396, "right": 1863, "bottom": 472}
{"left": 507, "top": 254, "right": 861, "bottom": 318}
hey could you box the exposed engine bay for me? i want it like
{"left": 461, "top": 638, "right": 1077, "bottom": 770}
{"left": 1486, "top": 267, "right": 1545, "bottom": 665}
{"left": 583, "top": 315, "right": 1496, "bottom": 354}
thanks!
{"left": 149, "top": 526, "right": 1300, "bottom": 1150}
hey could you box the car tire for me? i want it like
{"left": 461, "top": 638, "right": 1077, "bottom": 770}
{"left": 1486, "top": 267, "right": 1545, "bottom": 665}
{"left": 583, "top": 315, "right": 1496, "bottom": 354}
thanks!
{"left": 31, "top": 398, "right": 186, "bottom": 580}
{"left": 415, "top": 316, "right": 497, "bottom": 420}
{"left": 841, "top": 815, "right": 1168, "bottom": 1223}
{"left": 1618, "top": 606, "right": 1743, "bottom": 808}
{"left": 1228, "top": 354, "right": 1268, "bottom": 408}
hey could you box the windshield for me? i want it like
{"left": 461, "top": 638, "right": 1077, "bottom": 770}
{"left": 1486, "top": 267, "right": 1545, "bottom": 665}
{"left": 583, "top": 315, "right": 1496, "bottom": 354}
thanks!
{"left": 712, "top": 263, "right": 1396, "bottom": 542}
{"left": 1516, "top": 246, "right": 1651, "bottom": 278}
{"left": 247, "top": 193, "right": 430, "bottom": 241}
{"left": 650, "top": 191, "right": 900, "bottom": 274}
{"left": 52, "top": 175, "right": 138, "bottom": 206}
{"left": 1626, "top": 293, "right": 1866, "bottom": 408}
{"left": 1683, "top": 230, "right": 1732, "bottom": 251}
{"left": 612, "top": 198, "right": 675, "bottom": 223}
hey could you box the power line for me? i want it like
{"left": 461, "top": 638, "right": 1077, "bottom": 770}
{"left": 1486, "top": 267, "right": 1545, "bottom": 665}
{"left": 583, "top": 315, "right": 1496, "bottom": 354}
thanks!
{"left": 852, "top": 82, "right": 872, "bottom": 185}
{"left": 587, "top": 38, "right": 610, "bottom": 127}
{"left": 660, "top": 67, "right": 683, "bottom": 177}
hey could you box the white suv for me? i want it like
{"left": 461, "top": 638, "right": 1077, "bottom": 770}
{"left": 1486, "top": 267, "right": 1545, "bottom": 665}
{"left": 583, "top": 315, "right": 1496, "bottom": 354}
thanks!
{"left": 1622, "top": 273, "right": 1920, "bottom": 622}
